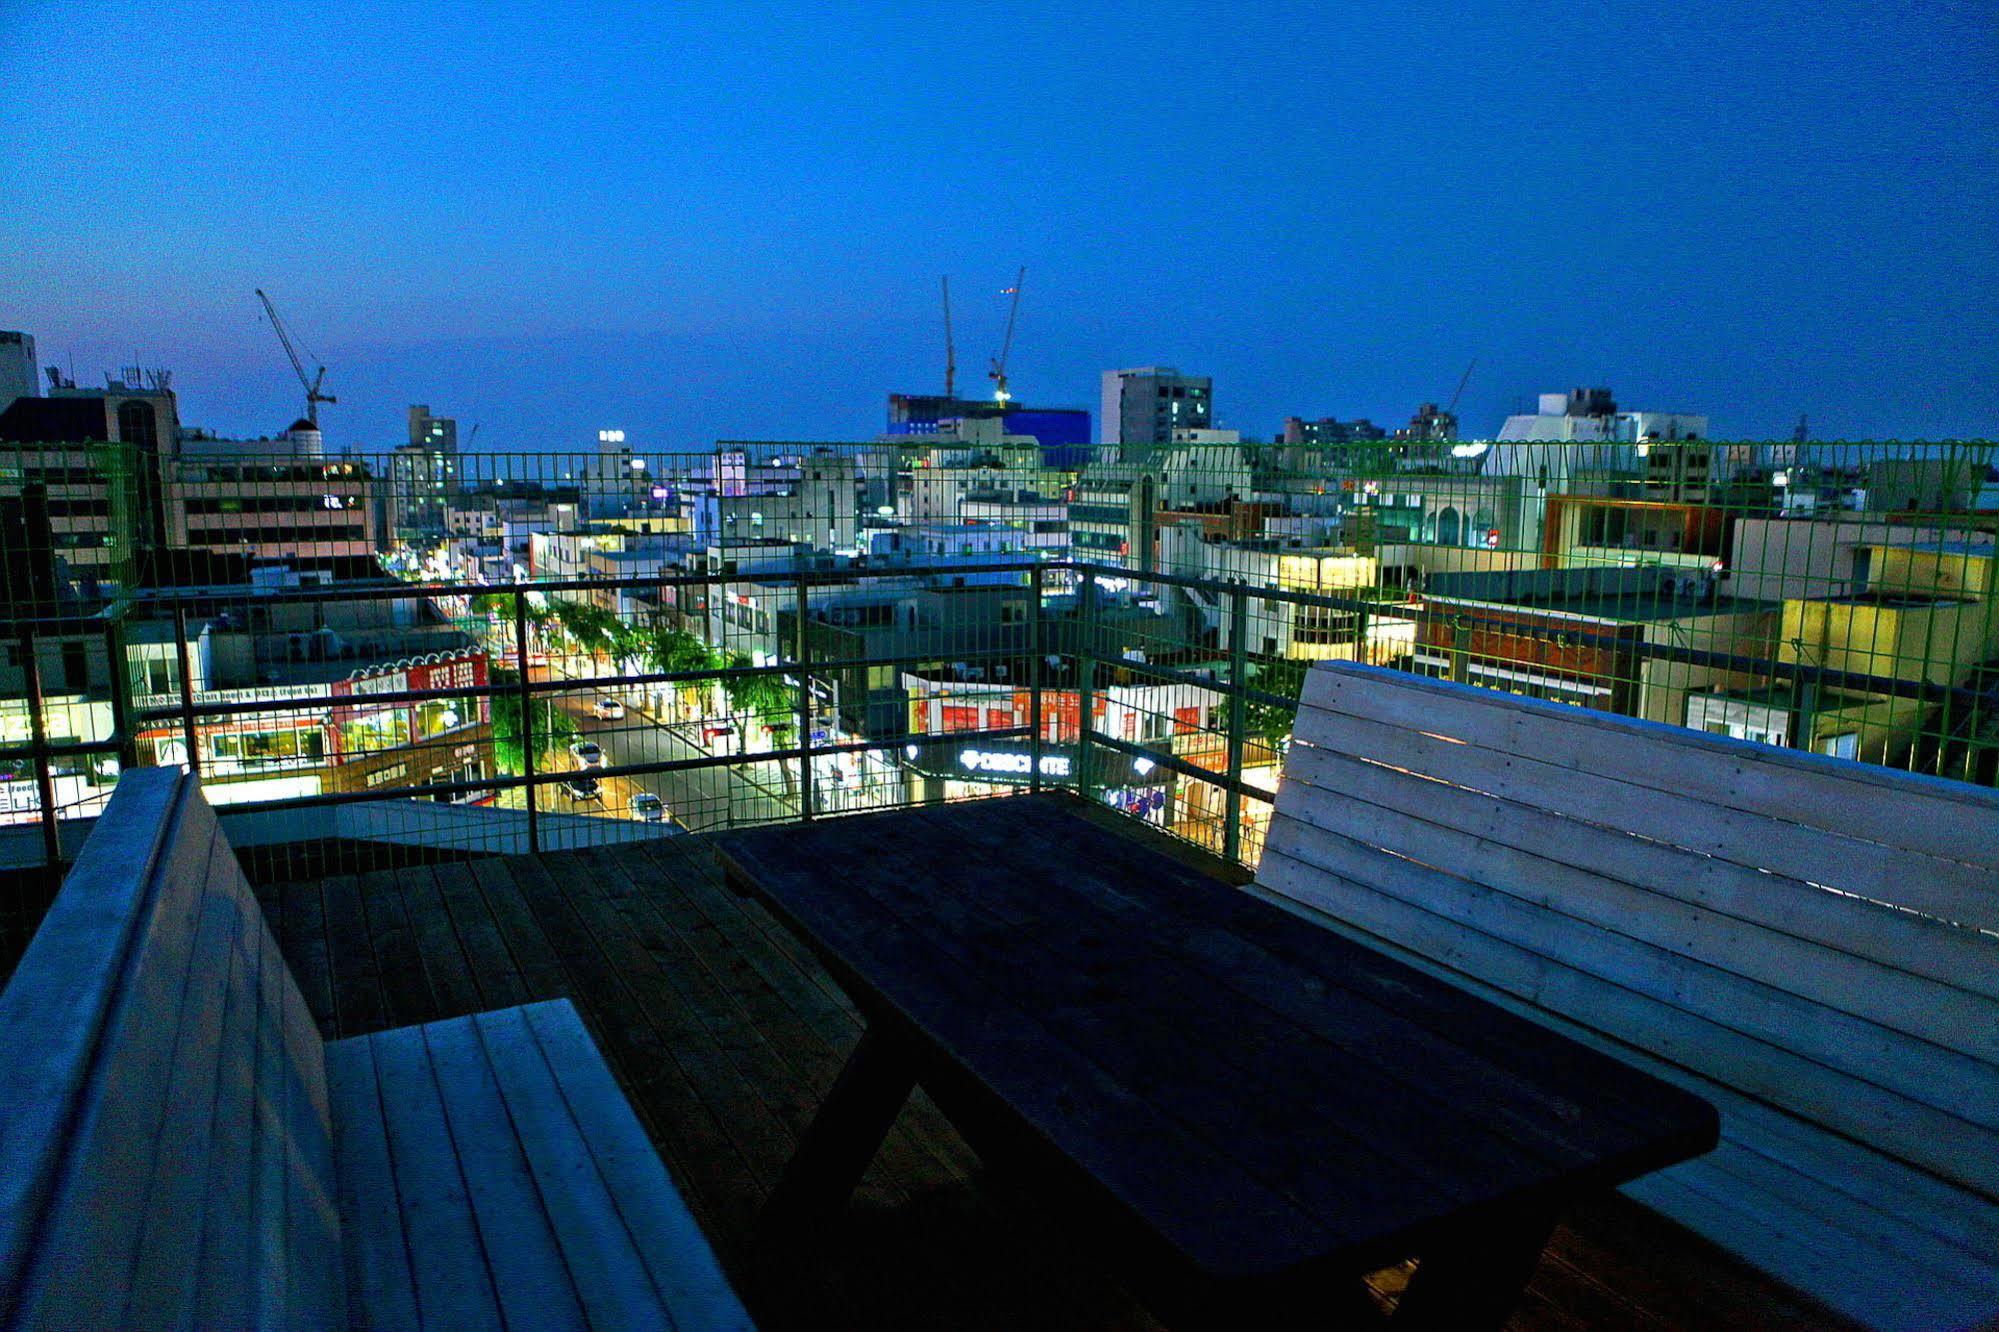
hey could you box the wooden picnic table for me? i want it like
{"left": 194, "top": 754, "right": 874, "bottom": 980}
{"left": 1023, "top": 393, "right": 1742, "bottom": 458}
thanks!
{"left": 714, "top": 794, "right": 1718, "bottom": 1329}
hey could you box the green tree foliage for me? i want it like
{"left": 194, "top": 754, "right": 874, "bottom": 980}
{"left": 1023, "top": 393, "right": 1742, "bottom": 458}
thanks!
{"left": 641, "top": 625, "right": 721, "bottom": 716}
{"left": 646, "top": 625, "right": 720, "bottom": 675}
{"left": 488, "top": 667, "right": 579, "bottom": 774}
{"left": 550, "top": 599, "right": 622, "bottom": 658}
{"left": 609, "top": 619, "right": 648, "bottom": 669}
{"left": 722, "top": 651, "right": 798, "bottom": 744}
{"left": 1244, "top": 657, "right": 1307, "bottom": 748}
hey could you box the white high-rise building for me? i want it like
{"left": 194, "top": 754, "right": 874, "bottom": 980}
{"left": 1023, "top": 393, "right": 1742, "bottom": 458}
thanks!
{"left": 1100, "top": 367, "right": 1212, "bottom": 447}
{"left": 1484, "top": 387, "right": 1712, "bottom": 544}
{"left": 1493, "top": 387, "right": 1706, "bottom": 448}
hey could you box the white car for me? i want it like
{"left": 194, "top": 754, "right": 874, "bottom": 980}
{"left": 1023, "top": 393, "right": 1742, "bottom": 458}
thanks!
{"left": 592, "top": 697, "right": 626, "bottom": 720}
{"left": 629, "top": 792, "right": 666, "bottom": 823}
{"left": 569, "top": 739, "right": 604, "bottom": 768}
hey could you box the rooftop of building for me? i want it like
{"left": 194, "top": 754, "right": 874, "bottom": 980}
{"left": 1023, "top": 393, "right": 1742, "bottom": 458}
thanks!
{"left": 1819, "top": 590, "right": 1981, "bottom": 609}
{"left": 1694, "top": 683, "right": 1883, "bottom": 710}
{"left": 1423, "top": 565, "right": 1771, "bottom": 623}
{"left": 1424, "top": 586, "right": 1770, "bottom": 623}
{"left": 1870, "top": 539, "right": 1998, "bottom": 557}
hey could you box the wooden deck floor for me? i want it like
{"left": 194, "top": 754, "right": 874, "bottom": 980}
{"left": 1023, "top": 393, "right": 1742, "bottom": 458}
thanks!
{"left": 4, "top": 813, "right": 1847, "bottom": 1329}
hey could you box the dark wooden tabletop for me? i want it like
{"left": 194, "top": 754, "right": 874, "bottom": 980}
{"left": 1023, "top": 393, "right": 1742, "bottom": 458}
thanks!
{"left": 715, "top": 794, "right": 1719, "bottom": 1290}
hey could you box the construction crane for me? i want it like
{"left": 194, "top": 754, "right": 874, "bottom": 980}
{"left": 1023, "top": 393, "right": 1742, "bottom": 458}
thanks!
{"left": 1446, "top": 357, "right": 1477, "bottom": 421}
{"left": 254, "top": 288, "right": 336, "bottom": 425}
{"left": 987, "top": 266, "right": 1025, "bottom": 403}
{"left": 941, "top": 275, "right": 957, "bottom": 399}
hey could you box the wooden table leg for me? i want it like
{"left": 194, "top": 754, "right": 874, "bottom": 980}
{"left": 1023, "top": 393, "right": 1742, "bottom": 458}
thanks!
{"left": 1390, "top": 1206, "right": 1561, "bottom": 1330}
{"left": 756, "top": 1023, "right": 918, "bottom": 1246}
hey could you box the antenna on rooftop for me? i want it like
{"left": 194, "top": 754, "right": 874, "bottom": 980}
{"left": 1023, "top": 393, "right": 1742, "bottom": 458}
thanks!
{"left": 941, "top": 276, "right": 957, "bottom": 399}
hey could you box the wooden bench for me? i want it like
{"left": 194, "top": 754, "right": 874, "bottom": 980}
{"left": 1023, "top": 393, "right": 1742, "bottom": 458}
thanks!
{"left": 1255, "top": 661, "right": 1999, "bottom": 1331}
{"left": 0, "top": 768, "right": 754, "bottom": 1330}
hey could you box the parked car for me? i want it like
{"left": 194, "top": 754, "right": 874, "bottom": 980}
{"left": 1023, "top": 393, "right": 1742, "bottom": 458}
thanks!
{"left": 561, "top": 776, "right": 601, "bottom": 801}
{"left": 628, "top": 792, "right": 666, "bottom": 823}
{"left": 570, "top": 739, "right": 604, "bottom": 768}
{"left": 592, "top": 697, "right": 626, "bottom": 720}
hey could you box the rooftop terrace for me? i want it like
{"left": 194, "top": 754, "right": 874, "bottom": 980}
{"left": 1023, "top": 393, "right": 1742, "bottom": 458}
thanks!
{"left": 0, "top": 812, "right": 1850, "bottom": 1329}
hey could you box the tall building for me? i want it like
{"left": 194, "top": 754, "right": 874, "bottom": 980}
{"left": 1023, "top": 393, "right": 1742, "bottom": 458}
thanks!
{"left": 408, "top": 403, "right": 457, "bottom": 453}
{"left": 0, "top": 369, "right": 182, "bottom": 576}
{"left": 1100, "top": 368, "right": 1211, "bottom": 447}
{"left": 388, "top": 404, "right": 460, "bottom": 539}
{"left": 1399, "top": 401, "right": 1458, "bottom": 442}
{"left": 0, "top": 332, "right": 38, "bottom": 406}
{"left": 169, "top": 419, "right": 378, "bottom": 569}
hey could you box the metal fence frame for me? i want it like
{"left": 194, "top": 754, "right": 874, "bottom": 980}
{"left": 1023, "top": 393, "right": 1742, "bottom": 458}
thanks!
{"left": 4, "top": 555, "right": 1997, "bottom": 873}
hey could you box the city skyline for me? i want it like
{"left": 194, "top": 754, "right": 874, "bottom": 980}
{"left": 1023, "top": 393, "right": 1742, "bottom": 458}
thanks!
{"left": 4, "top": 2, "right": 1996, "bottom": 450}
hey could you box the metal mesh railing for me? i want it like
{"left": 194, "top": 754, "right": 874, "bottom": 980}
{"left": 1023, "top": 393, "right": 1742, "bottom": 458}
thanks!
{"left": 2, "top": 437, "right": 1995, "bottom": 882}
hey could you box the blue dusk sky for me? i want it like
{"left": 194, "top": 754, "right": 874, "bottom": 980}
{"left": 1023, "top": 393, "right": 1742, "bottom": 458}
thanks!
{"left": 2, "top": 0, "right": 1994, "bottom": 452}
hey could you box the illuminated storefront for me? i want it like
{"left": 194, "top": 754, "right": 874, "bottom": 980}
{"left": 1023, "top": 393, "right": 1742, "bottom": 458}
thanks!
{"left": 327, "top": 651, "right": 495, "bottom": 803}
{"left": 899, "top": 737, "right": 1173, "bottom": 817}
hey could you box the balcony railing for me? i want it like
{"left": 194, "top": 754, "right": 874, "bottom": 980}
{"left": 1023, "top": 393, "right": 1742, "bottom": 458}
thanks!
{"left": 5, "top": 551, "right": 1997, "bottom": 879}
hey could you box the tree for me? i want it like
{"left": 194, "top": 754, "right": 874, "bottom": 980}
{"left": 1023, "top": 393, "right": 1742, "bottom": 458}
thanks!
{"left": 609, "top": 619, "right": 648, "bottom": 672}
{"left": 551, "top": 599, "right": 622, "bottom": 660}
{"left": 722, "top": 652, "right": 799, "bottom": 747}
{"left": 643, "top": 625, "right": 721, "bottom": 719}
{"left": 489, "top": 667, "right": 579, "bottom": 775}
{"left": 1243, "top": 656, "right": 1307, "bottom": 749}
{"left": 468, "top": 590, "right": 513, "bottom": 618}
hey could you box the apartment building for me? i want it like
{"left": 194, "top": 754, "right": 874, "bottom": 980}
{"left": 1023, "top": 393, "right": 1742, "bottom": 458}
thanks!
{"left": 1100, "top": 367, "right": 1212, "bottom": 447}
{"left": 1414, "top": 564, "right": 1777, "bottom": 725}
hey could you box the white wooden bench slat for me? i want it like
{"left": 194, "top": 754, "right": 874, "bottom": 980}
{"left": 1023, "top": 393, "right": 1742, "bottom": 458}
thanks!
{"left": 1694, "top": 1082, "right": 1999, "bottom": 1260}
{"left": 1621, "top": 1166, "right": 1985, "bottom": 1332}
{"left": 1283, "top": 735, "right": 1998, "bottom": 1003}
{"left": 324, "top": 1036, "right": 421, "bottom": 1328}
{"left": 1686, "top": 1137, "right": 1999, "bottom": 1289}
{"left": 2, "top": 769, "right": 754, "bottom": 1330}
{"left": 475, "top": 1002, "right": 690, "bottom": 1328}
{"left": 370, "top": 1011, "right": 509, "bottom": 1327}
{"left": 1305, "top": 663, "right": 1999, "bottom": 872}
{"left": 1300, "top": 670, "right": 1999, "bottom": 932}
{"left": 1282, "top": 742, "right": 1999, "bottom": 1060}
{"left": 1241, "top": 873, "right": 1999, "bottom": 1332}
{"left": 278, "top": 944, "right": 345, "bottom": 1332}
{"left": 20, "top": 800, "right": 227, "bottom": 1326}
{"left": 191, "top": 880, "right": 266, "bottom": 1325}
{"left": 113, "top": 823, "right": 239, "bottom": 1326}
{"left": 416, "top": 1013, "right": 593, "bottom": 1326}
{"left": 326, "top": 1002, "right": 755, "bottom": 1332}
{"left": 520, "top": 999, "right": 755, "bottom": 1331}
{"left": 0, "top": 770, "right": 179, "bottom": 1298}
{"left": 249, "top": 909, "right": 295, "bottom": 1329}
{"left": 1260, "top": 663, "right": 1999, "bottom": 1330}
{"left": 1248, "top": 865, "right": 1999, "bottom": 1258}
{"left": 150, "top": 836, "right": 268, "bottom": 1326}
{"left": 1261, "top": 821, "right": 1999, "bottom": 1178}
